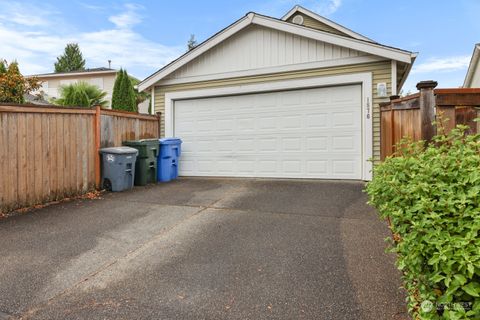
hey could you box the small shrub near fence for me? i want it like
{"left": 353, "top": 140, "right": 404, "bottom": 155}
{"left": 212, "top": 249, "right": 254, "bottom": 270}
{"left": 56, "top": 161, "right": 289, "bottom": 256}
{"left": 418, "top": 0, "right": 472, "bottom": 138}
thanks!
{"left": 366, "top": 124, "right": 480, "bottom": 319}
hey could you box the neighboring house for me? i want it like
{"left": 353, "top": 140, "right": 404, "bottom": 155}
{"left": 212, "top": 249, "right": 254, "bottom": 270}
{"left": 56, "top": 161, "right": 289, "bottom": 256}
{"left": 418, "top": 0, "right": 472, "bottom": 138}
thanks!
{"left": 137, "top": 98, "right": 150, "bottom": 114}
{"left": 30, "top": 67, "right": 117, "bottom": 107}
{"left": 138, "top": 5, "right": 416, "bottom": 181}
{"left": 464, "top": 43, "right": 480, "bottom": 88}
{"left": 23, "top": 93, "right": 51, "bottom": 105}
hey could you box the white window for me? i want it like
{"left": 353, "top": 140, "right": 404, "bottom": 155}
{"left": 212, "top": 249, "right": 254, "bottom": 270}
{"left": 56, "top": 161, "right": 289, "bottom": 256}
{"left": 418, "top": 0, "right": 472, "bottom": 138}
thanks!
{"left": 89, "top": 77, "right": 104, "bottom": 89}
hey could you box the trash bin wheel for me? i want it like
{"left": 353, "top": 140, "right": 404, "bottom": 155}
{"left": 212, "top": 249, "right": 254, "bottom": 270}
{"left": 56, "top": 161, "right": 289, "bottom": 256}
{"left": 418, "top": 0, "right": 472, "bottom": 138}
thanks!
{"left": 103, "top": 178, "right": 112, "bottom": 191}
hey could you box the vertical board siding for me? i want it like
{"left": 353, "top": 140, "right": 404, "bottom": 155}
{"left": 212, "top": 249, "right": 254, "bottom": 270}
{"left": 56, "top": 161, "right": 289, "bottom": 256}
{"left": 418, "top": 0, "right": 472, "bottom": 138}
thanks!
{"left": 286, "top": 12, "right": 349, "bottom": 37}
{"left": 0, "top": 106, "right": 160, "bottom": 213}
{"left": 166, "top": 25, "right": 365, "bottom": 80}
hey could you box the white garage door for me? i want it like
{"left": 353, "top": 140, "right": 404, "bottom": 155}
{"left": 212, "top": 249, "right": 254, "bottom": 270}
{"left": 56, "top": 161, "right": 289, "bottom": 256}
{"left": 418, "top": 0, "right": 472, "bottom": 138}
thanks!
{"left": 174, "top": 85, "right": 362, "bottom": 179}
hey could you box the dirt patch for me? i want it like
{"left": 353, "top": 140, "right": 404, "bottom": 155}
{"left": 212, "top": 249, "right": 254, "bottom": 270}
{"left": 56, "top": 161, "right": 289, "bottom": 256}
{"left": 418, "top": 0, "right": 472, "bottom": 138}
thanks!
{"left": 0, "top": 190, "right": 104, "bottom": 221}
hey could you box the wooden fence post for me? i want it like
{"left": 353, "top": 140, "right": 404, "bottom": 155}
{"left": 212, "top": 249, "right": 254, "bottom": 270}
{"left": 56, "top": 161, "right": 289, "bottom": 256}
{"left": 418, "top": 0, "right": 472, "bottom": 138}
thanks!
{"left": 94, "top": 105, "right": 101, "bottom": 188}
{"left": 477, "top": 108, "right": 480, "bottom": 134}
{"left": 416, "top": 80, "right": 438, "bottom": 142}
{"left": 389, "top": 95, "right": 399, "bottom": 156}
{"left": 156, "top": 112, "right": 162, "bottom": 138}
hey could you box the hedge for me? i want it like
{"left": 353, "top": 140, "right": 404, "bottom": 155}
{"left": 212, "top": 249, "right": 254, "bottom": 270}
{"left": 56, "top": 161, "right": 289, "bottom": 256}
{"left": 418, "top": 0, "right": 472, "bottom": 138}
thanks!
{"left": 366, "top": 124, "right": 480, "bottom": 319}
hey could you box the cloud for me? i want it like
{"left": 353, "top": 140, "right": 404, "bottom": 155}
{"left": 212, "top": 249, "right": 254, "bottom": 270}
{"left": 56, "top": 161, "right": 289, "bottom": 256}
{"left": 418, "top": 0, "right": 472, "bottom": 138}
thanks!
{"left": 0, "top": 1, "right": 55, "bottom": 27}
{"left": 412, "top": 56, "right": 471, "bottom": 74}
{"left": 108, "top": 3, "right": 143, "bottom": 29}
{"left": 259, "top": 0, "right": 342, "bottom": 17}
{"left": 0, "top": 2, "right": 183, "bottom": 78}
{"left": 313, "top": 0, "right": 342, "bottom": 16}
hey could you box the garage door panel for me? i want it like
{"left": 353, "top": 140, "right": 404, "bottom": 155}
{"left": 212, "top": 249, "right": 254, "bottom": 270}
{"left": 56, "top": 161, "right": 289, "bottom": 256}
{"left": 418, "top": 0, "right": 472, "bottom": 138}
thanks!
{"left": 279, "top": 115, "right": 302, "bottom": 129}
{"left": 332, "top": 160, "right": 361, "bottom": 175}
{"left": 178, "top": 155, "right": 362, "bottom": 179}
{"left": 332, "top": 111, "right": 358, "bottom": 127}
{"left": 174, "top": 85, "right": 362, "bottom": 179}
{"left": 306, "top": 113, "right": 328, "bottom": 128}
{"left": 306, "top": 160, "right": 328, "bottom": 174}
{"left": 237, "top": 117, "right": 256, "bottom": 131}
{"left": 331, "top": 135, "right": 358, "bottom": 151}
{"left": 305, "top": 136, "right": 329, "bottom": 152}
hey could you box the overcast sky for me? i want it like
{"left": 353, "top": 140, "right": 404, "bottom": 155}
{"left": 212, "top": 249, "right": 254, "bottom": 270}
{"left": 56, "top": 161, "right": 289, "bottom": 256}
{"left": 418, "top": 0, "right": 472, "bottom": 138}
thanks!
{"left": 1, "top": 0, "right": 478, "bottom": 93}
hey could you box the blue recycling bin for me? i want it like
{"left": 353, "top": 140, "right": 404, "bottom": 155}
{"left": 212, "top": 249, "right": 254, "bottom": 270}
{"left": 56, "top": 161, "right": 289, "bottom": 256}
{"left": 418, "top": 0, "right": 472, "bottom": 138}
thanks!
{"left": 157, "top": 138, "right": 182, "bottom": 182}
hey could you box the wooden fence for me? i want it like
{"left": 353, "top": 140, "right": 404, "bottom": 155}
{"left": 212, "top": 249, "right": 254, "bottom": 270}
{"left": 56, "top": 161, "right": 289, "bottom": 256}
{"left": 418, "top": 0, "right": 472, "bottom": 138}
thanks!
{"left": 380, "top": 82, "right": 480, "bottom": 160}
{"left": 0, "top": 104, "right": 160, "bottom": 213}
{"left": 100, "top": 109, "right": 160, "bottom": 148}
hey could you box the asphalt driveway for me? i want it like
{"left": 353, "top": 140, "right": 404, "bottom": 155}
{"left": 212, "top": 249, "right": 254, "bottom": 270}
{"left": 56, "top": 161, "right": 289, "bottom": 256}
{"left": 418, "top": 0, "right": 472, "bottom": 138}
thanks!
{"left": 0, "top": 178, "right": 407, "bottom": 320}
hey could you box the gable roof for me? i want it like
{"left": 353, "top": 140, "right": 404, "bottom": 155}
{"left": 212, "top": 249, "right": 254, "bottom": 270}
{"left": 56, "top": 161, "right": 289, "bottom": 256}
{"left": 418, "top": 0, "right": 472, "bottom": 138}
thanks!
{"left": 138, "top": 11, "right": 415, "bottom": 92}
{"left": 464, "top": 43, "right": 480, "bottom": 87}
{"left": 29, "top": 68, "right": 117, "bottom": 78}
{"left": 281, "top": 5, "right": 374, "bottom": 42}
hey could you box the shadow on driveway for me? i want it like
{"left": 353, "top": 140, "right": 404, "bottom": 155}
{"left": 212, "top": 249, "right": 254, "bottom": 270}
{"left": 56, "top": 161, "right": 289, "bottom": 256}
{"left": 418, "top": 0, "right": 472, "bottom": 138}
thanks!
{"left": 0, "top": 178, "right": 407, "bottom": 320}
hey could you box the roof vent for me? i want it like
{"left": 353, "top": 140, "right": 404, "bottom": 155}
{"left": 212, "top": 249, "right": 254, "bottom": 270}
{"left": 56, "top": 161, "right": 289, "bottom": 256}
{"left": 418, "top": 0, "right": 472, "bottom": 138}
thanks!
{"left": 292, "top": 14, "right": 304, "bottom": 25}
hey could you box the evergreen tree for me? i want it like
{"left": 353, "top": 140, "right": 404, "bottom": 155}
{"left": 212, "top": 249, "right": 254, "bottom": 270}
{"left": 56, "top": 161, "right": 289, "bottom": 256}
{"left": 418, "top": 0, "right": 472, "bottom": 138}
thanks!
{"left": 54, "top": 43, "right": 86, "bottom": 72}
{"left": 0, "top": 60, "right": 6, "bottom": 74}
{"left": 111, "top": 69, "right": 137, "bottom": 112}
{"left": 111, "top": 68, "right": 124, "bottom": 109}
{"left": 187, "top": 34, "right": 197, "bottom": 51}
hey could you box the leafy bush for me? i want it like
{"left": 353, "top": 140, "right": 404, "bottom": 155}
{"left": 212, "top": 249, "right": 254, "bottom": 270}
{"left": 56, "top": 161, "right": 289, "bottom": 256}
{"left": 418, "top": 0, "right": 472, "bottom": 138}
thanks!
{"left": 0, "top": 59, "right": 41, "bottom": 103}
{"left": 53, "top": 81, "right": 108, "bottom": 107}
{"left": 366, "top": 124, "right": 480, "bottom": 319}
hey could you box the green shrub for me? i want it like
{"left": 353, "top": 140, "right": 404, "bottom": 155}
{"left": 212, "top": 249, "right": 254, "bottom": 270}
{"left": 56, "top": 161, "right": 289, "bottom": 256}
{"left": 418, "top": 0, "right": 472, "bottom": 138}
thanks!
{"left": 53, "top": 81, "right": 108, "bottom": 107}
{"left": 366, "top": 124, "right": 480, "bottom": 319}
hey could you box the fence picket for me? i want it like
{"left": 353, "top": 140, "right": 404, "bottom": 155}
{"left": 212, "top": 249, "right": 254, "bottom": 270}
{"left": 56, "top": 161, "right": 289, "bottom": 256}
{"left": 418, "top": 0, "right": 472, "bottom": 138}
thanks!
{"left": 381, "top": 88, "right": 480, "bottom": 160}
{"left": 0, "top": 105, "right": 160, "bottom": 212}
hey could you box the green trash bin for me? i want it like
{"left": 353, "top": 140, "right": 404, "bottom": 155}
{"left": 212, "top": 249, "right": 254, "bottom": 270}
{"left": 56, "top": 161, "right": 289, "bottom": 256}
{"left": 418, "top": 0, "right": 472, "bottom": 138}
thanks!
{"left": 123, "top": 139, "right": 159, "bottom": 186}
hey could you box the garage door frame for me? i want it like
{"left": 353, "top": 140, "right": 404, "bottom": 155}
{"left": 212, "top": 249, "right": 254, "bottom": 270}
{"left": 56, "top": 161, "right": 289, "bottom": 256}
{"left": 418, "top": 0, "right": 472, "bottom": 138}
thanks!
{"left": 165, "top": 72, "right": 373, "bottom": 180}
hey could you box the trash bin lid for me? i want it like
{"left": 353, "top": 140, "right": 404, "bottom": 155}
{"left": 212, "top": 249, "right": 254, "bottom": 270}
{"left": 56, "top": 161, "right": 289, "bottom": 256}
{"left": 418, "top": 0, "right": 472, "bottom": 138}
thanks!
{"left": 160, "top": 138, "right": 182, "bottom": 145}
{"left": 123, "top": 139, "right": 159, "bottom": 146}
{"left": 99, "top": 146, "right": 138, "bottom": 155}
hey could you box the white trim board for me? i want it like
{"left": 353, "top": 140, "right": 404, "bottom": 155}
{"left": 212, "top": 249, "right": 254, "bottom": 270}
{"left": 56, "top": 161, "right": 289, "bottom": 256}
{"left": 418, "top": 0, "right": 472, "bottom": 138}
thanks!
{"left": 464, "top": 44, "right": 480, "bottom": 87}
{"left": 138, "top": 12, "right": 413, "bottom": 92}
{"left": 150, "top": 87, "right": 155, "bottom": 115}
{"left": 158, "top": 55, "right": 386, "bottom": 86}
{"left": 282, "top": 5, "right": 373, "bottom": 42}
{"left": 165, "top": 72, "right": 373, "bottom": 181}
{"left": 391, "top": 60, "right": 397, "bottom": 96}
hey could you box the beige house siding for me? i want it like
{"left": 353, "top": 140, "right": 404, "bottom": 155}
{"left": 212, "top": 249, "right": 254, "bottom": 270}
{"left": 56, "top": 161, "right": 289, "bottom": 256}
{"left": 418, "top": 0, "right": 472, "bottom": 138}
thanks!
{"left": 166, "top": 25, "right": 366, "bottom": 80}
{"left": 286, "top": 12, "right": 350, "bottom": 37}
{"left": 469, "top": 69, "right": 480, "bottom": 87}
{"left": 153, "top": 60, "right": 392, "bottom": 162}
{"left": 38, "top": 73, "right": 117, "bottom": 107}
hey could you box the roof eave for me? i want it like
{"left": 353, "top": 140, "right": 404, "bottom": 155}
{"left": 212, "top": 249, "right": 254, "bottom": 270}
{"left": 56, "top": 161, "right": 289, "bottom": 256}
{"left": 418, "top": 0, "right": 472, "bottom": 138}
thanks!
{"left": 138, "top": 14, "right": 253, "bottom": 92}
{"left": 138, "top": 13, "right": 414, "bottom": 92}
{"left": 464, "top": 44, "right": 480, "bottom": 87}
{"left": 281, "top": 5, "right": 374, "bottom": 42}
{"left": 29, "top": 70, "right": 117, "bottom": 78}
{"left": 397, "top": 53, "right": 418, "bottom": 92}
{"left": 253, "top": 14, "right": 413, "bottom": 63}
